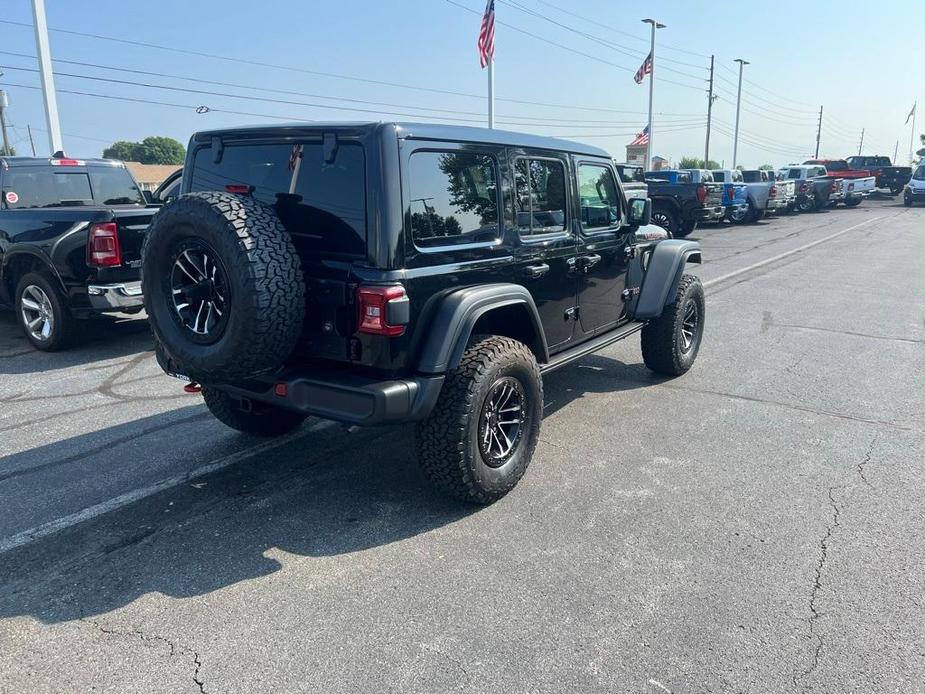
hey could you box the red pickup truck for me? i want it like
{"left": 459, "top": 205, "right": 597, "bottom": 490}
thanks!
{"left": 803, "top": 159, "right": 871, "bottom": 179}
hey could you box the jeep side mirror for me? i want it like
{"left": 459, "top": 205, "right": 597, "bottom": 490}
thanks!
{"left": 142, "top": 190, "right": 154, "bottom": 204}
{"left": 628, "top": 197, "right": 651, "bottom": 227}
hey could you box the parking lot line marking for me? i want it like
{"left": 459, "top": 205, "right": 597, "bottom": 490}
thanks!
{"left": 703, "top": 215, "right": 889, "bottom": 290}
{"left": 0, "top": 420, "right": 336, "bottom": 555}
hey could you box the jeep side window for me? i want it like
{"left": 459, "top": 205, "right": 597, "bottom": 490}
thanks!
{"left": 577, "top": 163, "right": 621, "bottom": 231}
{"left": 514, "top": 158, "right": 568, "bottom": 235}
{"left": 408, "top": 151, "right": 499, "bottom": 247}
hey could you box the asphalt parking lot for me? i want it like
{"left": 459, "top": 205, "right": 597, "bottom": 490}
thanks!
{"left": 1, "top": 198, "right": 923, "bottom": 693}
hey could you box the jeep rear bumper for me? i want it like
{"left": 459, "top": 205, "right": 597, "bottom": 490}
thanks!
{"left": 216, "top": 368, "right": 445, "bottom": 426}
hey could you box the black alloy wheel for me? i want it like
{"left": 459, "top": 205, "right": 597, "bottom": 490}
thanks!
{"left": 477, "top": 376, "right": 527, "bottom": 467}
{"left": 169, "top": 240, "right": 231, "bottom": 344}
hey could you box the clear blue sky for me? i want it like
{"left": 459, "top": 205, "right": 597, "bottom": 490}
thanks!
{"left": 1, "top": 0, "right": 921, "bottom": 167}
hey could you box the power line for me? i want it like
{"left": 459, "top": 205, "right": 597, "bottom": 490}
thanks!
{"left": 496, "top": 0, "right": 708, "bottom": 79}
{"left": 0, "top": 18, "right": 707, "bottom": 117}
{"left": 0, "top": 50, "right": 707, "bottom": 125}
{"left": 443, "top": 1, "right": 706, "bottom": 92}
{"left": 530, "top": 0, "right": 711, "bottom": 60}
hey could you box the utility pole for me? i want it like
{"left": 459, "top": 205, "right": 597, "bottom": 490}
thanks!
{"left": 857, "top": 128, "right": 865, "bottom": 156}
{"left": 893, "top": 140, "right": 899, "bottom": 164}
{"left": 732, "top": 58, "right": 749, "bottom": 168}
{"left": 32, "top": 0, "right": 63, "bottom": 154}
{"left": 814, "top": 105, "right": 823, "bottom": 159}
{"left": 0, "top": 91, "right": 10, "bottom": 156}
{"left": 704, "top": 55, "right": 716, "bottom": 167}
{"left": 642, "top": 18, "right": 665, "bottom": 171}
{"left": 27, "top": 124, "right": 36, "bottom": 156}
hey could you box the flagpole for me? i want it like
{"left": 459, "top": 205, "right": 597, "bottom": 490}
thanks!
{"left": 909, "top": 102, "right": 917, "bottom": 165}
{"left": 641, "top": 19, "right": 665, "bottom": 171}
{"left": 488, "top": 58, "right": 495, "bottom": 129}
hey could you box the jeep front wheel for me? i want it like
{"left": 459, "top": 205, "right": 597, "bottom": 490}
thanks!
{"left": 416, "top": 335, "right": 543, "bottom": 504}
{"left": 641, "top": 274, "right": 705, "bottom": 376}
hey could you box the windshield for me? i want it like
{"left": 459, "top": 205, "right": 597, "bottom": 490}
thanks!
{"left": 914, "top": 165, "right": 925, "bottom": 180}
{"left": 825, "top": 161, "right": 848, "bottom": 171}
{"left": 1, "top": 166, "right": 145, "bottom": 209}
{"left": 786, "top": 169, "right": 802, "bottom": 180}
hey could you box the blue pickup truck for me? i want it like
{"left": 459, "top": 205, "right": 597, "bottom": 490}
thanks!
{"left": 642, "top": 169, "right": 724, "bottom": 237}
{"left": 682, "top": 169, "right": 749, "bottom": 224}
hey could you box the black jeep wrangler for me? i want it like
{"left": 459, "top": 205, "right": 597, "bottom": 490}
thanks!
{"left": 142, "top": 123, "right": 704, "bottom": 503}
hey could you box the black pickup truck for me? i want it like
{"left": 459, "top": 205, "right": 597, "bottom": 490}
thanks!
{"left": 0, "top": 155, "right": 157, "bottom": 350}
{"left": 641, "top": 169, "right": 725, "bottom": 238}
{"left": 844, "top": 156, "right": 912, "bottom": 195}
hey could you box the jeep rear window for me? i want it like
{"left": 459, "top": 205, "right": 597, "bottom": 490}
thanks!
{"left": 189, "top": 141, "right": 366, "bottom": 257}
{"left": 407, "top": 151, "right": 499, "bottom": 247}
{"left": 1, "top": 167, "right": 145, "bottom": 209}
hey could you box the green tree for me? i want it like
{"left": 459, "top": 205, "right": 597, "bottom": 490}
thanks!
{"left": 678, "top": 156, "right": 720, "bottom": 170}
{"left": 1, "top": 144, "right": 15, "bottom": 156}
{"left": 103, "top": 136, "right": 185, "bottom": 164}
{"left": 758, "top": 164, "right": 775, "bottom": 170}
{"left": 102, "top": 140, "right": 141, "bottom": 161}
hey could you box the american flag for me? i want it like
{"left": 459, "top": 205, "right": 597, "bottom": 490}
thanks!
{"left": 629, "top": 126, "right": 649, "bottom": 146}
{"left": 478, "top": 0, "right": 495, "bottom": 69}
{"left": 634, "top": 52, "right": 653, "bottom": 84}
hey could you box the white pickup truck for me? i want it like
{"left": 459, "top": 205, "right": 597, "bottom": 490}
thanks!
{"left": 803, "top": 159, "right": 876, "bottom": 207}
{"left": 742, "top": 169, "right": 795, "bottom": 218}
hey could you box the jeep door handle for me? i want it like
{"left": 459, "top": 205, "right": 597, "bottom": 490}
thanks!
{"left": 580, "top": 254, "right": 602, "bottom": 270}
{"left": 523, "top": 263, "right": 550, "bottom": 279}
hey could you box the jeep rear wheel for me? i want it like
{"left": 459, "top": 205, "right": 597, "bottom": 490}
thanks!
{"left": 202, "top": 387, "right": 307, "bottom": 436}
{"left": 641, "top": 274, "right": 705, "bottom": 376}
{"left": 416, "top": 335, "right": 543, "bottom": 504}
{"left": 141, "top": 191, "right": 305, "bottom": 383}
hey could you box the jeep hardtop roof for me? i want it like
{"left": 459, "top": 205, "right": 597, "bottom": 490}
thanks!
{"left": 188, "top": 121, "right": 612, "bottom": 159}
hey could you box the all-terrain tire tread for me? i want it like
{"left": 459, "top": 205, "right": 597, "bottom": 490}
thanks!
{"left": 142, "top": 191, "right": 305, "bottom": 381}
{"left": 416, "top": 335, "right": 542, "bottom": 504}
{"left": 641, "top": 274, "right": 704, "bottom": 376}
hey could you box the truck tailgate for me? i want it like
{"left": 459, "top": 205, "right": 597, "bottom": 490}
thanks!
{"left": 113, "top": 208, "right": 158, "bottom": 267}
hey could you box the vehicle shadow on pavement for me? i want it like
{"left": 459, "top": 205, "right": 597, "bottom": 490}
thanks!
{"left": 0, "top": 420, "right": 474, "bottom": 625}
{"left": 0, "top": 352, "right": 661, "bottom": 625}
{"left": 542, "top": 353, "right": 668, "bottom": 418}
{"left": 0, "top": 311, "right": 153, "bottom": 375}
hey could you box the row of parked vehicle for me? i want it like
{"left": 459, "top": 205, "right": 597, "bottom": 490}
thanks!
{"left": 1, "top": 124, "right": 923, "bottom": 502}
{"left": 613, "top": 156, "right": 913, "bottom": 237}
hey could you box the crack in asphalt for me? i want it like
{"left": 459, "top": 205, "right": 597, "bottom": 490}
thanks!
{"left": 659, "top": 383, "right": 911, "bottom": 431}
{"left": 792, "top": 435, "right": 878, "bottom": 689}
{"left": 80, "top": 617, "right": 208, "bottom": 693}
{"left": 769, "top": 321, "right": 925, "bottom": 346}
{"left": 420, "top": 643, "right": 473, "bottom": 689}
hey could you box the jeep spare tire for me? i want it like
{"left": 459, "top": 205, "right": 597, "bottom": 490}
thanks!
{"left": 142, "top": 191, "right": 305, "bottom": 383}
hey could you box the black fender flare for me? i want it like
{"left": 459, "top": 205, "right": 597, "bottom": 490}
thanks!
{"left": 416, "top": 283, "right": 549, "bottom": 374}
{"left": 0, "top": 247, "right": 66, "bottom": 302}
{"left": 631, "top": 240, "right": 702, "bottom": 320}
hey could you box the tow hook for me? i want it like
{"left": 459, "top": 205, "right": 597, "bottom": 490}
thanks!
{"left": 183, "top": 382, "right": 202, "bottom": 394}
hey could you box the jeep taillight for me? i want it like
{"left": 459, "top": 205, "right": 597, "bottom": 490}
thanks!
{"left": 726, "top": 185, "right": 734, "bottom": 200}
{"left": 357, "top": 285, "right": 408, "bottom": 337}
{"left": 696, "top": 184, "right": 706, "bottom": 204}
{"left": 769, "top": 184, "right": 777, "bottom": 198}
{"left": 800, "top": 182, "right": 809, "bottom": 193}
{"left": 86, "top": 222, "right": 121, "bottom": 267}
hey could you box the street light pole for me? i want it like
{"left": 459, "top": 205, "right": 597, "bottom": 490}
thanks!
{"left": 732, "top": 58, "right": 749, "bottom": 169}
{"left": 641, "top": 18, "right": 665, "bottom": 171}
{"left": 31, "top": 0, "right": 63, "bottom": 155}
